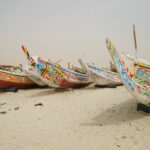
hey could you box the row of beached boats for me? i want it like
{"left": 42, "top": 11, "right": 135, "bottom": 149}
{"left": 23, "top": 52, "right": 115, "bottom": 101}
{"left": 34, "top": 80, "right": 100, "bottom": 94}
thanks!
{"left": 0, "top": 25, "right": 150, "bottom": 111}
{"left": 0, "top": 47, "right": 123, "bottom": 90}
{"left": 0, "top": 45, "right": 124, "bottom": 89}
{"left": 0, "top": 45, "right": 148, "bottom": 89}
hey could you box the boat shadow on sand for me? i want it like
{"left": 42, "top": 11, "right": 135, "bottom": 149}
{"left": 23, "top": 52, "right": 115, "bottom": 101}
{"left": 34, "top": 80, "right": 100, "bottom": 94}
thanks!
{"left": 81, "top": 98, "right": 148, "bottom": 127}
{"left": 30, "top": 85, "right": 100, "bottom": 97}
{"left": 30, "top": 88, "right": 72, "bottom": 97}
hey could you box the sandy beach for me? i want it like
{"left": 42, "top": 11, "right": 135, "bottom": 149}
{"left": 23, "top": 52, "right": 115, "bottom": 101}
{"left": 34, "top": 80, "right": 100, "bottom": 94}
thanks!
{"left": 0, "top": 85, "right": 149, "bottom": 150}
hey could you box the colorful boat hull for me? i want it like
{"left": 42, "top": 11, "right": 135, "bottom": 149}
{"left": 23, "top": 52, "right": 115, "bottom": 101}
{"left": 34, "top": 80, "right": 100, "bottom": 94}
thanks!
{"left": 22, "top": 65, "right": 46, "bottom": 86}
{"left": 87, "top": 65, "right": 122, "bottom": 86}
{"left": 121, "top": 54, "right": 150, "bottom": 81}
{"left": 0, "top": 70, "right": 38, "bottom": 88}
{"left": 134, "top": 65, "right": 150, "bottom": 82}
{"left": 106, "top": 39, "right": 150, "bottom": 106}
{"left": 22, "top": 46, "right": 92, "bottom": 88}
{"left": 36, "top": 58, "right": 92, "bottom": 88}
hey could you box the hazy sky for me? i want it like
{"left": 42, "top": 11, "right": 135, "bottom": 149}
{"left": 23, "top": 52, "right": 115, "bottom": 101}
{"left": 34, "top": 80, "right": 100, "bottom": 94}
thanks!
{"left": 0, "top": 0, "right": 150, "bottom": 67}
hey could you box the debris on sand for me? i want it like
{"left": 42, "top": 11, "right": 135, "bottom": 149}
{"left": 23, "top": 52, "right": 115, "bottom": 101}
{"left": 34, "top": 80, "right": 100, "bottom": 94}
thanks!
{"left": 0, "top": 101, "right": 7, "bottom": 105}
{"left": 14, "top": 107, "right": 20, "bottom": 110}
{"left": 34, "top": 103, "right": 43, "bottom": 107}
{"left": 0, "top": 111, "right": 6, "bottom": 114}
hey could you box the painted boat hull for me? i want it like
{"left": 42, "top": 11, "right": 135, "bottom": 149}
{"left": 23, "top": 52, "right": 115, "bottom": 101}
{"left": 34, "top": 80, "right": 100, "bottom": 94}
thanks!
{"left": 0, "top": 80, "right": 37, "bottom": 88}
{"left": 106, "top": 39, "right": 150, "bottom": 106}
{"left": 122, "top": 54, "right": 150, "bottom": 81}
{"left": 21, "top": 45, "right": 92, "bottom": 89}
{"left": 134, "top": 65, "right": 150, "bottom": 82}
{"left": 22, "top": 65, "right": 46, "bottom": 86}
{"left": 36, "top": 58, "right": 92, "bottom": 88}
{"left": 59, "top": 78, "right": 91, "bottom": 88}
{"left": 0, "top": 70, "right": 38, "bottom": 88}
{"left": 87, "top": 66, "right": 122, "bottom": 86}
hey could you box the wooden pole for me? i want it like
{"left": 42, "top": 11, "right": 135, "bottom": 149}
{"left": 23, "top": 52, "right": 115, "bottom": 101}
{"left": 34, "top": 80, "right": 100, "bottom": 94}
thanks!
{"left": 133, "top": 24, "right": 138, "bottom": 59}
{"left": 55, "top": 59, "right": 62, "bottom": 64}
{"left": 68, "top": 62, "right": 70, "bottom": 69}
{"left": 78, "top": 59, "right": 86, "bottom": 70}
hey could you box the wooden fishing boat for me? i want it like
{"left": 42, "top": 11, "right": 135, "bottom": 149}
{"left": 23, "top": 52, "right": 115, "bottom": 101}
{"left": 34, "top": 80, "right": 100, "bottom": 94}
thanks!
{"left": 134, "top": 64, "right": 150, "bottom": 82}
{"left": 106, "top": 39, "right": 150, "bottom": 107}
{"left": 122, "top": 55, "right": 150, "bottom": 82}
{"left": 76, "top": 59, "right": 122, "bottom": 86}
{"left": 0, "top": 65, "right": 38, "bottom": 88}
{"left": 22, "top": 65, "right": 47, "bottom": 86}
{"left": 131, "top": 24, "right": 150, "bottom": 82}
{"left": 22, "top": 46, "right": 92, "bottom": 88}
{"left": 86, "top": 65, "right": 122, "bottom": 86}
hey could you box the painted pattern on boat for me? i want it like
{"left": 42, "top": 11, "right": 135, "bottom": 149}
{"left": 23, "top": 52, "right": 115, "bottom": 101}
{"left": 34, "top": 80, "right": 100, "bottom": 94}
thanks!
{"left": 106, "top": 39, "right": 150, "bottom": 106}
{"left": 22, "top": 65, "right": 46, "bottom": 86}
{"left": 87, "top": 65, "right": 122, "bottom": 85}
{"left": 22, "top": 46, "right": 92, "bottom": 88}
{"left": 134, "top": 65, "right": 150, "bottom": 82}
{"left": 0, "top": 69, "right": 37, "bottom": 88}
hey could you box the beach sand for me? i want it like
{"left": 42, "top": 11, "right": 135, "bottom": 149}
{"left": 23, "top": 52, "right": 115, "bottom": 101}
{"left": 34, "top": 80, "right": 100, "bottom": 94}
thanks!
{"left": 0, "top": 85, "right": 150, "bottom": 150}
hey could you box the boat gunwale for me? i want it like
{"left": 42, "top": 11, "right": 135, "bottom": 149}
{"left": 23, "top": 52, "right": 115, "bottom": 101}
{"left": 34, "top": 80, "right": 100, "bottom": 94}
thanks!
{"left": 0, "top": 69, "right": 27, "bottom": 77}
{"left": 38, "top": 58, "right": 90, "bottom": 79}
{"left": 87, "top": 65, "right": 119, "bottom": 75}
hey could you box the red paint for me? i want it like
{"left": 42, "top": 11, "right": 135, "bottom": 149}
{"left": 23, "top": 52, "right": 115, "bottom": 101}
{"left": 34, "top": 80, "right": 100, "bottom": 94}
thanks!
{"left": 59, "top": 79, "right": 91, "bottom": 88}
{"left": 0, "top": 80, "right": 38, "bottom": 88}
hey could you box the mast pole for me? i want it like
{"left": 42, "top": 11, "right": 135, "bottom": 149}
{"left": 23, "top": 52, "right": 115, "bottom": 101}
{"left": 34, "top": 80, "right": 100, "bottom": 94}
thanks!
{"left": 133, "top": 24, "right": 138, "bottom": 59}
